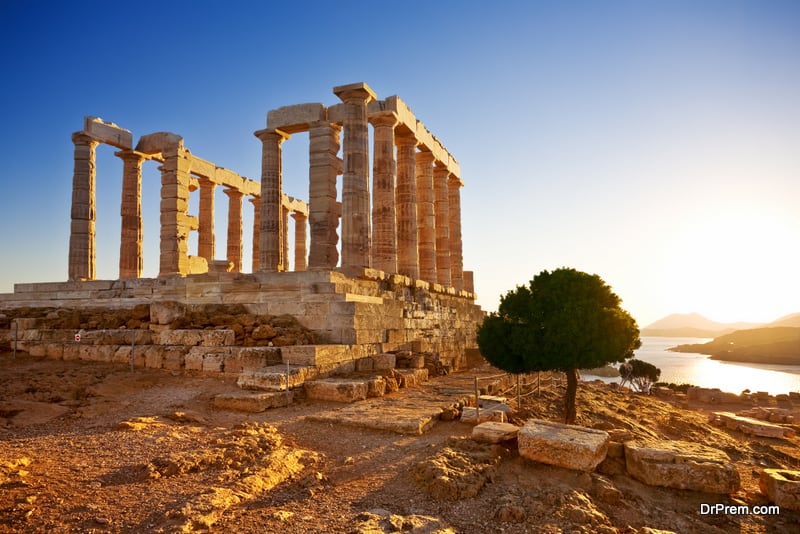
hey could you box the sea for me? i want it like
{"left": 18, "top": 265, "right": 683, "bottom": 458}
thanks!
{"left": 582, "top": 336, "right": 800, "bottom": 396}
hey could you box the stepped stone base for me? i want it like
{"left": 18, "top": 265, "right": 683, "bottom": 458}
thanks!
{"left": 237, "top": 365, "right": 318, "bottom": 391}
{"left": 305, "top": 378, "right": 369, "bottom": 403}
{"left": 760, "top": 469, "right": 800, "bottom": 510}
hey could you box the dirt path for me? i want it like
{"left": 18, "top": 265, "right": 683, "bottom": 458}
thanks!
{"left": 2, "top": 352, "right": 799, "bottom": 533}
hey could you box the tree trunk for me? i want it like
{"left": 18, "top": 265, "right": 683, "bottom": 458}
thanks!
{"left": 564, "top": 368, "right": 579, "bottom": 424}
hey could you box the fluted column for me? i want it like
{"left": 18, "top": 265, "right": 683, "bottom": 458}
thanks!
{"left": 254, "top": 128, "right": 290, "bottom": 271}
{"left": 159, "top": 144, "right": 191, "bottom": 277}
{"left": 68, "top": 132, "right": 98, "bottom": 281}
{"left": 250, "top": 196, "right": 260, "bottom": 272}
{"left": 224, "top": 188, "right": 243, "bottom": 272}
{"left": 416, "top": 150, "right": 436, "bottom": 282}
{"left": 334, "top": 82, "right": 377, "bottom": 272}
{"left": 448, "top": 175, "right": 464, "bottom": 291}
{"left": 197, "top": 177, "right": 216, "bottom": 262}
{"left": 292, "top": 212, "right": 308, "bottom": 271}
{"left": 370, "top": 113, "right": 399, "bottom": 274}
{"left": 308, "top": 122, "right": 341, "bottom": 270}
{"left": 433, "top": 162, "right": 451, "bottom": 287}
{"left": 282, "top": 203, "right": 290, "bottom": 271}
{"left": 395, "top": 131, "right": 419, "bottom": 279}
{"left": 118, "top": 150, "right": 144, "bottom": 278}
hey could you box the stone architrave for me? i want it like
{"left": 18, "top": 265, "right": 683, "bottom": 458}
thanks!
{"left": 117, "top": 150, "right": 144, "bottom": 279}
{"left": 308, "top": 122, "right": 341, "bottom": 270}
{"left": 448, "top": 175, "right": 464, "bottom": 291}
{"left": 197, "top": 176, "right": 216, "bottom": 262}
{"left": 291, "top": 211, "right": 308, "bottom": 271}
{"left": 225, "top": 188, "right": 243, "bottom": 272}
{"left": 518, "top": 418, "right": 609, "bottom": 472}
{"left": 624, "top": 440, "right": 740, "bottom": 494}
{"left": 395, "top": 130, "right": 419, "bottom": 279}
{"left": 334, "top": 82, "right": 377, "bottom": 272}
{"left": 433, "top": 162, "right": 451, "bottom": 287}
{"left": 68, "top": 132, "right": 99, "bottom": 281}
{"left": 370, "top": 113, "right": 399, "bottom": 274}
{"left": 159, "top": 144, "right": 191, "bottom": 276}
{"left": 250, "top": 196, "right": 260, "bottom": 271}
{"left": 415, "top": 150, "right": 436, "bottom": 282}
{"left": 254, "top": 129, "right": 290, "bottom": 272}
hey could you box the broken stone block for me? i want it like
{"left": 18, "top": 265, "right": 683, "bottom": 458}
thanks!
{"left": 366, "top": 376, "right": 386, "bottom": 398}
{"left": 760, "top": 469, "right": 800, "bottom": 510}
{"left": 624, "top": 440, "right": 740, "bottom": 494}
{"left": 460, "top": 407, "right": 506, "bottom": 424}
{"left": 201, "top": 353, "right": 225, "bottom": 373}
{"left": 237, "top": 365, "right": 316, "bottom": 391}
{"left": 373, "top": 353, "right": 396, "bottom": 370}
{"left": 518, "top": 419, "right": 609, "bottom": 472}
{"left": 213, "top": 391, "right": 291, "bottom": 413}
{"left": 472, "top": 422, "right": 520, "bottom": 444}
{"left": 304, "top": 378, "right": 368, "bottom": 403}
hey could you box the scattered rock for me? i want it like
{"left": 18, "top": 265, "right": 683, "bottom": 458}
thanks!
{"left": 518, "top": 418, "right": 609, "bottom": 472}
{"left": 414, "top": 437, "right": 506, "bottom": 500}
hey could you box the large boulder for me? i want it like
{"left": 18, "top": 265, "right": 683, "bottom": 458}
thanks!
{"left": 517, "top": 419, "right": 609, "bottom": 472}
{"left": 760, "top": 469, "right": 800, "bottom": 510}
{"left": 624, "top": 440, "right": 740, "bottom": 494}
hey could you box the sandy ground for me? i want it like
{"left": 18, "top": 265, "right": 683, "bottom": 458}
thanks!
{"left": 1, "top": 352, "right": 799, "bottom": 533}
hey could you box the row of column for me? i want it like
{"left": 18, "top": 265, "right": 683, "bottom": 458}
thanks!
{"left": 254, "top": 86, "right": 465, "bottom": 291}
{"left": 68, "top": 135, "right": 309, "bottom": 281}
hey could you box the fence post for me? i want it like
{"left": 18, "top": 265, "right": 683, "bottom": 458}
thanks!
{"left": 517, "top": 374, "right": 521, "bottom": 408}
{"left": 537, "top": 371, "right": 541, "bottom": 397}
{"left": 13, "top": 320, "right": 18, "bottom": 360}
{"left": 286, "top": 361, "right": 291, "bottom": 407}
{"left": 474, "top": 376, "right": 480, "bottom": 423}
{"left": 130, "top": 330, "right": 135, "bottom": 371}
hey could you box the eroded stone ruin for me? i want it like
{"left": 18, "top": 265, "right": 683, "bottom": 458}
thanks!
{"left": 0, "top": 82, "right": 484, "bottom": 397}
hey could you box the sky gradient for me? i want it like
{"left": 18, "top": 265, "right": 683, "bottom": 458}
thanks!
{"left": 1, "top": 0, "right": 798, "bottom": 327}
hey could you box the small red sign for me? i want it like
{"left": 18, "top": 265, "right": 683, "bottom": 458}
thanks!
{"left": 74, "top": 333, "right": 81, "bottom": 342}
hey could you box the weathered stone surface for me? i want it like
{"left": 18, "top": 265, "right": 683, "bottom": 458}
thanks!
{"left": 373, "top": 353, "right": 396, "bottom": 370}
{"left": 150, "top": 301, "right": 185, "bottom": 325}
{"left": 237, "top": 365, "right": 316, "bottom": 391}
{"left": 760, "top": 468, "right": 800, "bottom": 510}
{"left": 366, "top": 376, "right": 386, "bottom": 398}
{"left": 518, "top": 419, "right": 609, "bottom": 472}
{"left": 304, "top": 378, "right": 368, "bottom": 403}
{"left": 624, "top": 440, "right": 740, "bottom": 494}
{"left": 156, "top": 329, "right": 234, "bottom": 347}
{"left": 472, "top": 422, "right": 520, "bottom": 444}
{"left": 460, "top": 407, "right": 506, "bottom": 424}
{"left": 711, "top": 411, "right": 794, "bottom": 439}
{"left": 396, "top": 368, "right": 428, "bottom": 388}
{"left": 213, "top": 391, "right": 291, "bottom": 412}
{"left": 84, "top": 116, "right": 132, "bottom": 149}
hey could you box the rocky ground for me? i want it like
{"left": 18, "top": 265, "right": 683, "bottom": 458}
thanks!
{"left": 1, "top": 352, "right": 799, "bottom": 533}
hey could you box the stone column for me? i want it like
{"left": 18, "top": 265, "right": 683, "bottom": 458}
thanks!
{"left": 254, "top": 128, "right": 290, "bottom": 271}
{"left": 308, "top": 122, "right": 341, "bottom": 270}
{"left": 292, "top": 211, "right": 308, "bottom": 271}
{"left": 433, "top": 162, "right": 451, "bottom": 287}
{"left": 159, "top": 145, "right": 191, "bottom": 277}
{"left": 282, "top": 203, "right": 290, "bottom": 271}
{"left": 415, "top": 150, "right": 436, "bottom": 282}
{"left": 68, "top": 132, "right": 98, "bottom": 281}
{"left": 250, "top": 196, "right": 260, "bottom": 272}
{"left": 118, "top": 150, "right": 144, "bottom": 279}
{"left": 197, "top": 177, "right": 216, "bottom": 263}
{"left": 224, "top": 188, "right": 243, "bottom": 272}
{"left": 370, "top": 113, "right": 399, "bottom": 274}
{"left": 395, "top": 131, "right": 419, "bottom": 279}
{"left": 448, "top": 175, "right": 464, "bottom": 291}
{"left": 333, "top": 82, "right": 377, "bottom": 272}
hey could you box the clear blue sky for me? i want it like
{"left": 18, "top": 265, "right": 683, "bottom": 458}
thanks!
{"left": 1, "top": 0, "right": 798, "bottom": 327}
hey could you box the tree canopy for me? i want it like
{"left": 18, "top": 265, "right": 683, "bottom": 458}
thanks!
{"left": 477, "top": 268, "right": 641, "bottom": 423}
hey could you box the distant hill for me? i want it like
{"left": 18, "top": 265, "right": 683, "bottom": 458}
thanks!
{"left": 669, "top": 326, "right": 800, "bottom": 365}
{"left": 771, "top": 312, "right": 800, "bottom": 328}
{"left": 641, "top": 313, "right": 764, "bottom": 338}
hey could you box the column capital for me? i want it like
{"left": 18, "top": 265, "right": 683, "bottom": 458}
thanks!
{"left": 223, "top": 187, "right": 244, "bottom": 199}
{"left": 253, "top": 128, "right": 290, "bottom": 143}
{"left": 368, "top": 112, "right": 399, "bottom": 128}
{"left": 72, "top": 131, "right": 98, "bottom": 146}
{"left": 290, "top": 210, "right": 308, "bottom": 221}
{"left": 395, "top": 130, "right": 418, "bottom": 148}
{"left": 448, "top": 174, "right": 464, "bottom": 187}
{"left": 333, "top": 81, "right": 377, "bottom": 103}
{"left": 433, "top": 160, "right": 450, "bottom": 175}
{"left": 415, "top": 150, "right": 435, "bottom": 165}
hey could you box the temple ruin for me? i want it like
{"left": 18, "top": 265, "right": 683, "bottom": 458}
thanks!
{"left": 1, "top": 82, "right": 483, "bottom": 396}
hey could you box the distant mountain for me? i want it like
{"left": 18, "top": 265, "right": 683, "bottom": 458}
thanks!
{"left": 641, "top": 313, "right": 764, "bottom": 338}
{"left": 669, "top": 327, "right": 800, "bottom": 365}
{"left": 771, "top": 313, "right": 800, "bottom": 328}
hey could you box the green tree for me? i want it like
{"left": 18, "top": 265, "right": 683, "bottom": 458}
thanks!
{"left": 620, "top": 359, "right": 661, "bottom": 393}
{"left": 477, "top": 268, "right": 641, "bottom": 424}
